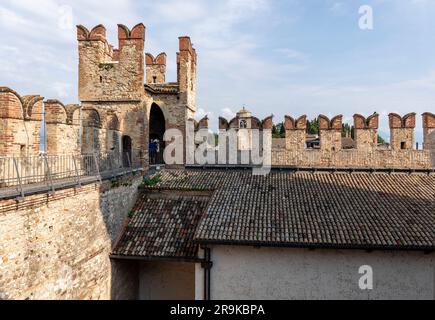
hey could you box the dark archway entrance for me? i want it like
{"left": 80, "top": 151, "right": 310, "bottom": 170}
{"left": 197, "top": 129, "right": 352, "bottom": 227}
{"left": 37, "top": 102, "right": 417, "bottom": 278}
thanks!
{"left": 122, "top": 135, "right": 132, "bottom": 167}
{"left": 149, "top": 104, "right": 165, "bottom": 164}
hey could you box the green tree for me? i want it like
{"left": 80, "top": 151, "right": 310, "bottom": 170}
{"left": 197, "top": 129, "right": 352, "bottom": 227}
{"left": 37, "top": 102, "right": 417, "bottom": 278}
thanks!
{"left": 306, "top": 118, "right": 319, "bottom": 134}
{"left": 272, "top": 122, "right": 285, "bottom": 138}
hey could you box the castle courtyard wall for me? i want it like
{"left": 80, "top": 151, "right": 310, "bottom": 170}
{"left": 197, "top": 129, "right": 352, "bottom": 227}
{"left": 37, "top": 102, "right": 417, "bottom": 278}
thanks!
{"left": 0, "top": 175, "right": 142, "bottom": 300}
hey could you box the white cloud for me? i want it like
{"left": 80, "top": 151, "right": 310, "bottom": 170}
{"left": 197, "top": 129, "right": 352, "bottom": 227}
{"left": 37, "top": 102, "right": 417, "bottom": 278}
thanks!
{"left": 221, "top": 108, "right": 236, "bottom": 119}
{"left": 329, "top": 2, "right": 348, "bottom": 16}
{"left": 53, "top": 82, "right": 71, "bottom": 98}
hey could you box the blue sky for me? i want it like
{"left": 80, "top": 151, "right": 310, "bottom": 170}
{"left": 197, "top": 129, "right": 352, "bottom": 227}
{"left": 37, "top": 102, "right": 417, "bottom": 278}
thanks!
{"left": 1, "top": 0, "right": 435, "bottom": 143}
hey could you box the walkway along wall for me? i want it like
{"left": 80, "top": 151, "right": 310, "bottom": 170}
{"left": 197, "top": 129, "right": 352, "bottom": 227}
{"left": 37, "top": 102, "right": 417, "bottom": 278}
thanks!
{"left": 0, "top": 174, "right": 142, "bottom": 299}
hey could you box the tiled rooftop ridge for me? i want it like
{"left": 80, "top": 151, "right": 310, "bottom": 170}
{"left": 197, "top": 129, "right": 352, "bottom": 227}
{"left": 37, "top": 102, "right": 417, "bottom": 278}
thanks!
{"left": 139, "top": 169, "right": 435, "bottom": 252}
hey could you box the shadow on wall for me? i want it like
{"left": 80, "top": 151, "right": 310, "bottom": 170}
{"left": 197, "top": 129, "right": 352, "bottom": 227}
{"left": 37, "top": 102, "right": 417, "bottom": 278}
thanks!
{"left": 194, "top": 172, "right": 435, "bottom": 299}
{"left": 429, "top": 131, "right": 435, "bottom": 166}
{"left": 103, "top": 170, "right": 435, "bottom": 300}
{"left": 94, "top": 174, "right": 143, "bottom": 300}
{"left": 81, "top": 107, "right": 148, "bottom": 166}
{"left": 110, "top": 259, "right": 139, "bottom": 300}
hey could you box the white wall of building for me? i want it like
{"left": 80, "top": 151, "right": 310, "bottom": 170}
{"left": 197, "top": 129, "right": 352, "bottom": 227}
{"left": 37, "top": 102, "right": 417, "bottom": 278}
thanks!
{"left": 206, "top": 245, "right": 434, "bottom": 300}
{"left": 138, "top": 261, "right": 196, "bottom": 300}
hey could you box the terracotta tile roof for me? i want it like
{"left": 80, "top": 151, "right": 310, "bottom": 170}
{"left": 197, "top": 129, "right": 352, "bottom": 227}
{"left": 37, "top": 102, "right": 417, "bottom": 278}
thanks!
{"left": 144, "top": 83, "right": 179, "bottom": 94}
{"left": 112, "top": 191, "right": 209, "bottom": 260}
{"left": 147, "top": 169, "right": 435, "bottom": 251}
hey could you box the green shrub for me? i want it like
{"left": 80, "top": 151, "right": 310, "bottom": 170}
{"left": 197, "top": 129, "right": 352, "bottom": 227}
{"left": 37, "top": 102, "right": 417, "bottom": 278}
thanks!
{"left": 142, "top": 173, "right": 162, "bottom": 186}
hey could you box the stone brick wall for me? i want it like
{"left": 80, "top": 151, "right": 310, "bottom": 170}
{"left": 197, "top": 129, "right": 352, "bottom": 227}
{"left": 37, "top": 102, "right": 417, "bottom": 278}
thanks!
{"left": 75, "top": 24, "right": 198, "bottom": 167}
{"left": 284, "top": 115, "right": 306, "bottom": 151}
{"left": 319, "top": 114, "right": 342, "bottom": 152}
{"left": 213, "top": 112, "right": 433, "bottom": 168}
{"left": 0, "top": 175, "right": 143, "bottom": 300}
{"left": 0, "top": 88, "right": 43, "bottom": 156}
{"left": 422, "top": 113, "right": 435, "bottom": 166}
{"left": 145, "top": 53, "right": 166, "bottom": 84}
{"left": 80, "top": 102, "right": 146, "bottom": 164}
{"left": 353, "top": 113, "right": 379, "bottom": 152}
{"left": 389, "top": 113, "right": 416, "bottom": 150}
{"left": 77, "top": 24, "right": 145, "bottom": 103}
{"left": 45, "top": 100, "right": 81, "bottom": 155}
{"left": 272, "top": 149, "right": 431, "bottom": 168}
{"left": 354, "top": 129, "right": 377, "bottom": 152}
{"left": 177, "top": 37, "right": 197, "bottom": 114}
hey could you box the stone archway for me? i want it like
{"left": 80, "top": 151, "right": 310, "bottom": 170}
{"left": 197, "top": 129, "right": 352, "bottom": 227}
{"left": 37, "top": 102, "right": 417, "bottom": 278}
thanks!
{"left": 149, "top": 103, "right": 165, "bottom": 164}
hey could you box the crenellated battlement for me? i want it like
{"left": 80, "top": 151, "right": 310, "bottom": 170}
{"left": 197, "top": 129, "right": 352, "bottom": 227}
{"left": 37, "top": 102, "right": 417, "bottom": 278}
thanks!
{"left": 77, "top": 23, "right": 145, "bottom": 102}
{"left": 0, "top": 87, "right": 44, "bottom": 156}
{"left": 215, "top": 108, "right": 434, "bottom": 168}
{"left": 388, "top": 112, "right": 416, "bottom": 150}
{"left": 354, "top": 113, "right": 379, "bottom": 129}
{"left": 177, "top": 36, "right": 197, "bottom": 112}
{"left": 353, "top": 113, "right": 379, "bottom": 151}
{"left": 1, "top": 23, "right": 433, "bottom": 169}
{"left": 146, "top": 52, "right": 167, "bottom": 84}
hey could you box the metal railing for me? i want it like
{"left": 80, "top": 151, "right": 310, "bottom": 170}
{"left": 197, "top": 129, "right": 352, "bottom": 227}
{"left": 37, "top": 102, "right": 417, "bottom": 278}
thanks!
{"left": 0, "top": 152, "right": 143, "bottom": 198}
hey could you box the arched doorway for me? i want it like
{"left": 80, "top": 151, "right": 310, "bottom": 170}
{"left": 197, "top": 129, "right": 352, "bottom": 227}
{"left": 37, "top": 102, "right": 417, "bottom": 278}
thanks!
{"left": 122, "top": 135, "right": 132, "bottom": 167}
{"left": 149, "top": 103, "right": 165, "bottom": 164}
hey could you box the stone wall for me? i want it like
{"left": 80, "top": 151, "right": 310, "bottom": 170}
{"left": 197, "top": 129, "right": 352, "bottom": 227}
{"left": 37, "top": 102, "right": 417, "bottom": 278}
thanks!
{"left": 389, "top": 113, "right": 416, "bottom": 150}
{"left": 423, "top": 112, "right": 435, "bottom": 166}
{"left": 77, "top": 24, "right": 145, "bottom": 103}
{"left": 319, "top": 114, "right": 342, "bottom": 152}
{"left": 177, "top": 37, "right": 197, "bottom": 114}
{"left": 353, "top": 113, "right": 378, "bottom": 152}
{"left": 0, "top": 87, "right": 43, "bottom": 157}
{"left": 215, "top": 112, "right": 433, "bottom": 168}
{"left": 271, "top": 149, "right": 432, "bottom": 168}
{"left": 81, "top": 101, "right": 146, "bottom": 165}
{"left": 0, "top": 174, "right": 143, "bottom": 300}
{"left": 45, "top": 100, "right": 81, "bottom": 155}
{"left": 145, "top": 53, "right": 166, "bottom": 84}
{"left": 75, "top": 24, "right": 198, "bottom": 167}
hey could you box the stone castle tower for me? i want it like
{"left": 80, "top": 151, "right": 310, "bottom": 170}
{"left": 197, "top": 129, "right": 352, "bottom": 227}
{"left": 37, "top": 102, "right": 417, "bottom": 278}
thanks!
{"left": 75, "top": 23, "right": 197, "bottom": 165}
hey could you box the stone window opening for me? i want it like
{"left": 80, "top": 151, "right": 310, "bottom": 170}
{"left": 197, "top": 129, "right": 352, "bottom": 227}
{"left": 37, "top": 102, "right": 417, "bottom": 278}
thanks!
{"left": 401, "top": 142, "right": 406, "bottom": 150}
{"left": 240, "top": 119, "right": 247, "bottom": 129}
{"left": 122, "top": 135, "right": 132, "bottom": 167}
{"left": 153, "top": 76, "right": 157, "bottom": 84}
{"left": 20, "top": 144, "right": 26, "bottom": 157}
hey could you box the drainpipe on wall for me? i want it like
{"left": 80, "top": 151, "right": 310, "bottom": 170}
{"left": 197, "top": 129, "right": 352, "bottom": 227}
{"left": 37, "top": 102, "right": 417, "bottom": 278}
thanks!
{"left": 201, "top": 247, "right": 212, "bottom": 300}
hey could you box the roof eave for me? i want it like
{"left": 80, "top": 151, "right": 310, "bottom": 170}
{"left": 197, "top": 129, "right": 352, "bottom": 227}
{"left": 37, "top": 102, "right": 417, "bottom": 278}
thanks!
{"left": 194, "top": 239, "right": 435, "bottom": 253}
{"left": 109, "top": 254, "right": 202, "bottom": 263}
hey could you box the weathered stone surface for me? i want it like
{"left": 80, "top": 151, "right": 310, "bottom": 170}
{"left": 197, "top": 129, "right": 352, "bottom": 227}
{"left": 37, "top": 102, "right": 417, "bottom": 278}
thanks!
{"left": 0, "top": 88, "right": 42, "bottom": 156}
{"left": 0, "top": 175, "right": 142, "bottom": 300}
